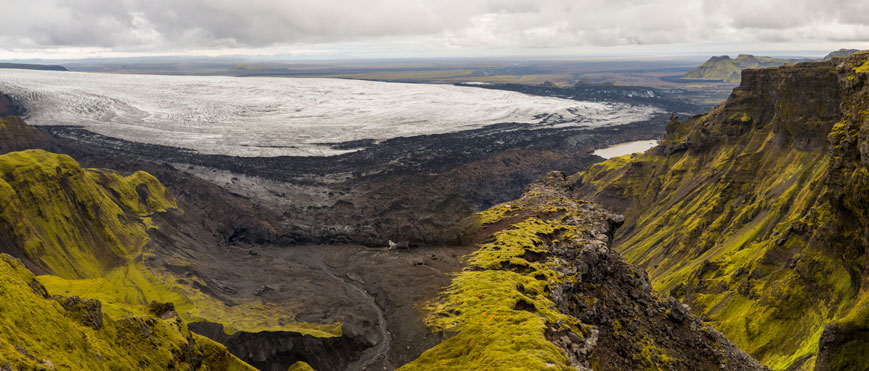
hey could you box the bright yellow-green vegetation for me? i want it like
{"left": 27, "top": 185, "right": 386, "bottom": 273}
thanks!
{"left": 400, "top": 196, "right": 590, "bottom": 370}
{"left": 36, "top": 263, "right": 343, "bottom": 338}
{"left": 0, "top": 149, "right": 341, "bottom": 340}
{"left": 0, "top": 253, "right": 255, "bottom": 370}
{"left": 477, "top": 202, "right": 521, "bottom": 224}
{"left": 582, "top": 131, "right": 847, "bottom": 369}
{"left": 583, "top": 154, "right": 633, "bottom": 188}
{"left": 288, "top": 361, "right": 317, "bottom": 371}
{"left": 578, "top": 54, "right": 869, "bottom": 370}
{"left": 638, "top": 336, "right": 676, "bottom": 369}
{"left": 0, "top": 149, "right": 175, "bottom": 278}
{"left": 855, "top": 60, "right": 869, "bottom": 73}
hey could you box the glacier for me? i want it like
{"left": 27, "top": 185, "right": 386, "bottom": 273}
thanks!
{"left": 0, "top": 69, "right": 661, "bottom": 157}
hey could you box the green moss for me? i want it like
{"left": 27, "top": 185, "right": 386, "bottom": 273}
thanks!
{"left": 288, "top": 361, "right": 317, "bottom": 371}
{"left": 815, "top": 292, "right": 869, "bottom": 370}
{"left": 0, "top": 253, "right": 255, "bottom": 370}
{"left": 0, "top": 149, "right": 342, "bottom": 339}
{"left": 577, "top": 101, "right": 863, "bottom": 369}
{"left": 825, "top": 337, "right": 869, "bottom": 371}
{"left": 854, "top": 60, "right": 869, "bottom": 73}
{"left": 594, "top": 154, "right": 633, "bottom": 171}
{"left": 0, "top": 149, "right": 176, "bottom": 278}
{"left": 402, "top": 271, "right": 573, "bottom": 370}
{"left": 478, "top": 203, "right": 521, "bottom": 224}
{"left": 400, "top": 199, "right": 592, "bottom": 370}
{"left": 579, "top": 155, "right": 634, "bottom": 189}
{"left": 37, "top": 262, "right": 343, "bottom": 338}
{"left": 638, "top": 336, "right": 675, "bottom": 370}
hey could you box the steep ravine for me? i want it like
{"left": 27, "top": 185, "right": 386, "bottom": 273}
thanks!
{"left": 186, "top": 322, "right": 368, "bottom": 371}
{"left": 319, "top": 263, "right": 393, "bottom": 371}
{"left": 0, "top": 74, "right": 780, "bottom": 369}
{"left": 576, "top": 52, "right": 869, "bottom": 369}
{"left": 399, "top": 171, "right": 765, "bottom": 370}
{"left": 0, "top": 115, "right": 463, "bottom": 371}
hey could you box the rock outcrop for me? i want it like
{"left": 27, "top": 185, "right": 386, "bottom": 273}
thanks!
{"left": 0, "top": 106, "right": 466, "bottom": 370}
{"left": 400, "top": 171, "right": 765, "bottom": 370}
{"left": 577, "top": 51, "right": 869, "bottom": 369}
{"left": 0, "top": 147, "right": 176, "bottom": 278}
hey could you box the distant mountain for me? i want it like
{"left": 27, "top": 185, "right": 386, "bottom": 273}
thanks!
{"left": 824, "top": 48, "right": 860, "bottom": 60}
{"left": 0, "top": 62, "right": 67, "bottom": 71}
{"left": 682, "top": 54, "right": 789, "bottom": 82}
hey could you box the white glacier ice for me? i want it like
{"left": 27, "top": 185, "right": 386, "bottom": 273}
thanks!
{"left": 0, "top": 69, "right": 661, "bottom": 157}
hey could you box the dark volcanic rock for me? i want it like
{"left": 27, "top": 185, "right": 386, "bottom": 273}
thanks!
{"left": 531, "top": 173, "right": 767, "bottom": 370}
{"left": 188, "top": 321, "right": 370, "bottom": 371}
{"left": 412, "top": 170, "right": 766, "bottom": 369}
{"left": 0, "top": 93, "right": 23, "bottom": 116}
{"left": 38, "top": 115, "right": 669, "bottom": 247}
{"left": 58, "top": 296, "right": 103, "bottom": 330}
{"left": 0, "top": 116, "right": 46, "bottom": 152}
{"left": 572, "top": 51, "right": 869, "bottom": 369}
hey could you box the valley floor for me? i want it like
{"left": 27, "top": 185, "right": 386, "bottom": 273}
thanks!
{"left": 175, "top": 242, "right": 476, "bottom": 370}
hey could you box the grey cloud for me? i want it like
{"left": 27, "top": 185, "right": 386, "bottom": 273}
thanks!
{"left": 0, "top": 0, "right": 868, "bottom": 54}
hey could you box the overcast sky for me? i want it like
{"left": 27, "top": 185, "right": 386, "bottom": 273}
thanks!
{"left": 1, "top": 0, "right": 868, "bottom": 60}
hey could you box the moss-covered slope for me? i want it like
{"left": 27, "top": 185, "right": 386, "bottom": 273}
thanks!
{"left": 0, "top": 147, "right": 344, "bottom": 369}
{"left": 0, "top": 148, "right": 175, "bottom": 278}
{"left": 0, "top": 117, "right": 340, "bottom": 339}
{"left": 683, "top": 54, "right": 789, "bottom": 82}
{"left": 0, "top": 253, "right": 254, "bottom": 370}
{"left": 401, "top": 172, "right": 765, "bottom": 370}
{"left": 576, "top": 52, "right": 869, "bottom": 370}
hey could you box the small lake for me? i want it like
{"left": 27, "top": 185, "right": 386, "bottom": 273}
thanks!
{"left": 593, "top": 140, "right": 659, "bottom": 159}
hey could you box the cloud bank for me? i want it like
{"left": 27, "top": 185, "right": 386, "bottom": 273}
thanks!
{"left": 1, "top": 0, "right": 868, "bottom": 57}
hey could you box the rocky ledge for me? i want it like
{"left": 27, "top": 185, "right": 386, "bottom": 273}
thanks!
{"left": 400, "top": 171, "right": 766, "bottom": 370}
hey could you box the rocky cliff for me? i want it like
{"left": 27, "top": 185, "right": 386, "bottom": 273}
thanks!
{"left": 0, "top": 148, "right": 176, "bottom": 278}
{"left": 576, "top": 52, "right": 869, "bottom": 369}
{"left": 400, "top": 171, "right": 765, "bottom": 370}
{"left": 0, "top": 144, "right": 263, "bottom": 370}
{"left": 0, "top": 117, "right": 380, "bottom": 370}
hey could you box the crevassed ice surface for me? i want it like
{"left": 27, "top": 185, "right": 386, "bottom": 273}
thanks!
{"left": 0, "top": 69, "right": 661, "bottom": 157}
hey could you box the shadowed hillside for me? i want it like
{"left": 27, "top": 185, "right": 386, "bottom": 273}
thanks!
{"left": 577, "top": 52, "right": 869, "bottom": 370}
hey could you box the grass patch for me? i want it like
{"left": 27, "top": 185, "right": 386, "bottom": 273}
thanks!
{"left": 400, "top": 201, "right": 590, "bottom": 370}
{"left": 0, "top": 253, "right": 255, "bottom": 370}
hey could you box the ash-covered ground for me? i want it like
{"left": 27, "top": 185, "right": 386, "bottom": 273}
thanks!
{"left": 0, "top": 70, "right": 699, "bottom": 246}
{"left": 41, "top": 113, "right": 672, "bottom": 247}
{"left": 0, "top": 77, "right": 699, "bottom": 370}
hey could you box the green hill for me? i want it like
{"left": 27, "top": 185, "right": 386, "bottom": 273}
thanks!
{"left": 683, "top": 54, "right": 789, "bottom": 82}
{"left": 823, "top": 49, "right": 860, "bottom": 60}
